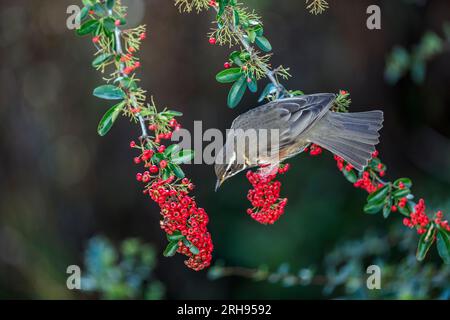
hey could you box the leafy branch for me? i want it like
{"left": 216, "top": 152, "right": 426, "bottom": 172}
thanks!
{"left": 75, "top": 0, "right": 213, "bottom": 271}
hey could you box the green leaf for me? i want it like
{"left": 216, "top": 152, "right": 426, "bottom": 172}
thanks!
{"left": 92, "top": 53, "right": 114, "bottom": 67}
{"left": 247, "top": 30, "right": 257, "bottom": 43}
{"left": 382, "top": 204, "right": 391, "bottom": 219}
{"left": 103, "top": 17, "right": 116, "bottom": 32}
{"left": 227, "top": 75, "right": 247, "bottom": 108}
{"left": 247, "top": 77, "right": 258, "bottom": 93}
{"left": 93, "top": 85, "right": 126, "bottom": 100}
{"left": 367, "top": 184, "right": 390, "bottom": 204}
{"left": 416, "top": 228, "right": 436, "bottom": 261}
{"left": 393, "top": 178, "right": 412, "bottom": 189}
{"left": 233, "top": 9, "right": 240, "bottom": 27}
{"left": 229, "top": 51, "right": 243, "bottom": 66}
{"left": 258, "top": 83, "right": 277, "bottom": 102}
{"left": 161, "top": 169, "right": 170, "bottom": 181}
{"left": 216, "top": 68, "right": 243, "bottom": 83}
{"left": 97, "top": 101, "right": 125, "bottom": 136}
{"left": 164, "top": 144, "right": 181, "bottom": 156}
{"left": 92, "top": 3, "right": 106, "bottom": 16}
{"left": 255, "top": 36, "right": 272, "bottom": 52}
{"left": 119, "top": 77, "right": 137, "bottom": 90}
{"left": 152, "top": 152, "right": 164, "bottom": 164}
{"left": 182, "top": 238, "right": 200, "bottom": 255}
{"left": 106, "top": 0, "right": 115, "bottom": 10}
{"left": 168, "top": 163, "right": 185, "bottom": 179}
{"left": 239, "top": 51, "right": 251, "bottom": 62}
{"left": 436, "top": 229, "right": 450, "bottom": 264}
{"left": 161, "top": 110, "right": 183, "bottom": 117}
{"left": 392, "top": 188, "right": 410, "bottom": 199}
{"left": 254, "top": 26, "right": 264, "bottom": 36}
{"left": 82, "top": 0, "right": 95, "bottom": 6}
{"left": 77, "top": 7, "right": 89, "bottom": 23}
{"left": 167, "top": 231, "right": 184, "bottom": 242}
{"left": 163, "top": 241, "right": 179, "bottom": 257}
{"left": 342, "top": 169, "right": 357, "bottom": 183}
{"left": 172, "top": 150, "right": 195, "bottom": 165}
{"left": 363, "top": 201, "right": 384, "bottom": 214}
{"left": 76, "top": 19, "right": 100, "bottom": 36}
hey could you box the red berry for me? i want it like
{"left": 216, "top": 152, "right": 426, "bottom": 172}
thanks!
{"left": 158, "top": 145, "right": 166, "bottom": 153}
{"left": 133, "top": 157, "right": 141, "bottom": 164}
{"left": 224, "top": 62, "right": 231, "bottom": 69}
{"left": 92, "top": 36, "right": 100, "bottom": 43}
{"left": 209, "top": 37, "right": 216, "bottom": 45}
{"left": 115, "top": 19, "right": 121, "bottom": 26}
{"left": 160, "top": 160, "right": 168, "bottom": 169}
{"left": 139, "top": 33, "right": 146, "bottom": 40}
{"left": 129, "top": 141, "right": 136, "bottom": 148}
{"left": 169, "top": 119, "right": 177, "bottom": 127}
{"left": 149, "top": 124, "right": 157, "bottom": 131}
{"left": 149, "top": 165, "right": 159, "bottom": 174}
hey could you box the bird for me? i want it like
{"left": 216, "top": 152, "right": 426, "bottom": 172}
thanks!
{"left": 214, "top": 93, "right": 384, "bottom": 191}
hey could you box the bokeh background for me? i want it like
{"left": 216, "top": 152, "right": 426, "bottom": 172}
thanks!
{"left": 0, "top": 0, "right": 449, "bottom": 299}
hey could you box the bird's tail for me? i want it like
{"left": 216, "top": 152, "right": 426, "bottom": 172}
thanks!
{"left": 309, "top": 110, "right": 384, "bottom": 171}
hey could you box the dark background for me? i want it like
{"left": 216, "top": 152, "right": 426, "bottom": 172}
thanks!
{"left": 0, "top": 0, "right": 449, "bottom": 299}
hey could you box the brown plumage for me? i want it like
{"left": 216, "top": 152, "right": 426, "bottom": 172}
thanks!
{"left": 215, "top": 93, "right": 384, "bottom": 190}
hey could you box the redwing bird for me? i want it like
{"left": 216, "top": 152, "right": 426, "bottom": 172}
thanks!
{"left": 214, "top": 93, "right": 383, "bottom": 191}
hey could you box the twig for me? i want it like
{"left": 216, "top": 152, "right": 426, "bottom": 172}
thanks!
{"left": 109, "top": 9, "right": 148, "bottom": 138}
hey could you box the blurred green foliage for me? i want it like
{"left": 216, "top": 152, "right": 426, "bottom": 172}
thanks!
{"left": 82, "top": 237, "right": 165, "bottom": 299}
{"left": 385, "top": 23, "right": 450, "bottom": 85}
{"left": 208, "top": 227, "right": 450, "bottom": 299}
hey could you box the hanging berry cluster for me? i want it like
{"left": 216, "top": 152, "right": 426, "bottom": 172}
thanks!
{"left": 75, "top": 0, "right": 213, "bottom": 270}
{"left": 177, "top": 1, "right": 450, "bottom": 264}
{"left": 245, "top": 164, "right": 290, "bottom": 225}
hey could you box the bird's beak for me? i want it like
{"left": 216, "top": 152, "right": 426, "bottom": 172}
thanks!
{"left": 215, "top": 178, "right": 224, "bottom": 192}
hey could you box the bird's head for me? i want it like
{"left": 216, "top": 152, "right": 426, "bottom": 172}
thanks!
{"left": 214, "top": 144, "right": 246, "bottom": 191}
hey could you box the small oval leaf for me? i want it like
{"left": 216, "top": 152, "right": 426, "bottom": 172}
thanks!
{"left": 255, "top": 36, "right": 272, "bottom": 52}
{"left": 216, "top": 68, "right": 243, "bottom": 83}
{"left": 172, "top": 150, "right": 195, "bottom": 165}
{"left": 97, "top": 101, "right": 125, "bottom": 136}
{"left": 163, "top": 241, "right": 179, "bottom": 257}
{"left": 92, "top": 53, "right": 114, "bottom": 67}
{"left": 93, "top": 85, "right": 126, "bottom": 100}
{"left": 227, "top": 75, "right": 247, "bottom": 108}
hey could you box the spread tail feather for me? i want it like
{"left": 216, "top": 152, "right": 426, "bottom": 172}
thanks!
{"left": 309, "top": 111, "right": 384, "bottom": 171}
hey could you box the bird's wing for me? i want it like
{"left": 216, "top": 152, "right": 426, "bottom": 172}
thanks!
{"left": 231, "top": 93, "right": 336, "bottom": 149}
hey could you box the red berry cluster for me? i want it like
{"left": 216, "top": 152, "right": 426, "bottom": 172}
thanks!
{"left": 435, "top": 211, "right": 450, "bottom": 232}
{"left": 403, "top": 199, "right": 429, "bottom": 234}
{"left": 148, "top": 118, "right": 181, "bottom": 144}
{"left": 353, "top": 171, "right": 381, "bottom": 193}
{"left": 146, "top": 177, "right": 213, "bottom": 271}
{"left": 131, "top": 115, "right": 213, "bottom": 271}
{"left": 402, "top": 199, "right": 450, "bottom": 235}
{"left": 245, "top": 165, "right": 290, "bottom": 225}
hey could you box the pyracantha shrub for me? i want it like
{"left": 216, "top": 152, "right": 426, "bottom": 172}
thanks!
{"left": 176, "top": 1, "right": 450, "bottom": 264}
{"left": 75, "top": 0, "right": 213, "bottom": 270}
